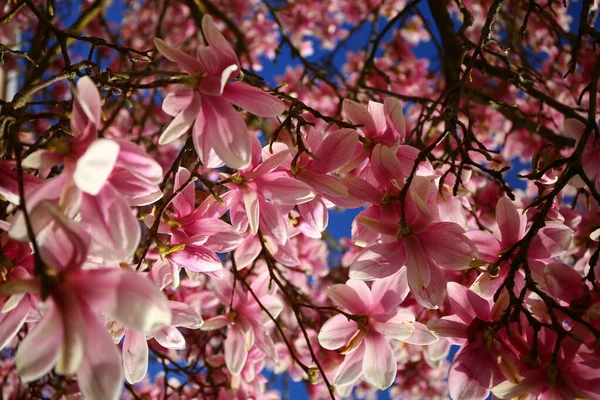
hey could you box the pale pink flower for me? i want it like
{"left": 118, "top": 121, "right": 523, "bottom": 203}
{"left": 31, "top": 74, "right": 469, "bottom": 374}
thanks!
{"left": 318, "top": 270, "right": 437, "bottom": 390}
{"left": 11, "top": 76, "right": 163, "bottom": 263}
{"left": 350, "top": 176, "right": 476, "bottom": 308}
{"left": 201, "top": 270, "right": 283, "bottom": 375}
{"left": 0, "top": 205, "right": 171, "bottom": 400}
{"left": 428, "top": 283, "right": 513, "bottom": 400}
{"left": 155, "top": 15, "right": 285, "bottom": 169}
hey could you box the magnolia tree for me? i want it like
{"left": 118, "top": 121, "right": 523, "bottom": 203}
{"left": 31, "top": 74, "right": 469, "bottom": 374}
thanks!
{"left": 0, "top": 0, "right": 599, "bottom": 399}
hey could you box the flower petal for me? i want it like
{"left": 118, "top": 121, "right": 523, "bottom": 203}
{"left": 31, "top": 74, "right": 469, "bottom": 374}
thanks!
{"left": 73, "top": 139, "right": 120, "bottom": 195}
{"left": 154, "top": 38, "right": 204, "bottom": 74}
{"left": 363, "top": 331, "right": 396, "bottom": 390}
{"left": 123, "top": 330, "right": 148, "bottom": 384}
{"left": 318, "top": 314, "right": 358, "bottom": 350}
{"left": 222, "top": 81, "right": 285, "bottom": 117}
{"left": 225, "top": 325, "right": 248, "bottom": 375}
{"left": 16, "top": 305, "right": 63, "bottom": 382}
{"left": 77, "top": 307, "right": 123, "bottom": 400}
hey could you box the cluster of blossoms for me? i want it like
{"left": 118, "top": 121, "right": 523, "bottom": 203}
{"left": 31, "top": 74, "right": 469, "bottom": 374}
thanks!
{"left": 1, "top": 0, "right": 600, "bottom": 399}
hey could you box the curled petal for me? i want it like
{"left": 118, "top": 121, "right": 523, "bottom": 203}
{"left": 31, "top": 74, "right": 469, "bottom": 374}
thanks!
{"left": 318, "top": 314, "right": 358, "bottom": 350}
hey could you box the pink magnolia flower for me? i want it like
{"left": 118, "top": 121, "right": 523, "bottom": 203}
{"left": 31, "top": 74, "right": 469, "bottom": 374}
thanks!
{"left": 225, "top": 137, "right": 315, "bottom": 245}
{"left": 201, "top": 269, "right": 283, "bottom": 375}
{"left": 492, "top": 327, "right": 600, "bottom": 400}
{"left": 11, "top": 76, "right": 163, "bottom": 263}
{"left": 318, "top": 270, "right": 437, "bottom": 390}
{"left": 0, "top": 205, "right": 171, "bottom": 400}
{"left": 147, "top": 167, "right": 243, "bottom": 282}
{"left": 349, "top": 176, "right": 477, "bottom": 308}
{"left": 467, "top": 196, "right": 573, "bottom": 298}
{"left": 428, "top": 283, "right": 514, "bottom": 400}
{"left": 154, "top": 15, "right": 285, "bottom": 169}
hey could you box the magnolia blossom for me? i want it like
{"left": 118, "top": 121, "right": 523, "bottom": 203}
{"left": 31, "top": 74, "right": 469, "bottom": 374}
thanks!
{"left": 350, "top": 176, "right": 477, "bottom": 308}
{"left": 10, "top": 77, "right": 163, "bottom": 263}
{"left": 201, "top": 269, "right": 283, "bottom": 375}
{"left": 318, "top": 270, "right": 437, "bottom": 390}
{"left": 0, "top": 205, "right": 171, "bottom": 400}
{"left": 154, "top": 15, "right": 285, "bottom": 169}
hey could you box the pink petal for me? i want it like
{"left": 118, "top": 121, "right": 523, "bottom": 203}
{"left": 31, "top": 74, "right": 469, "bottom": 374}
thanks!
{"left": 16, "top": 305, "right": 63, "bottom": 382}
{"left": 327, "top": 283, "right": 368, "bottom": 314}
{"left": 77, "top": 307, "right": 123, "bottom": 400}
{"left": 447, "top": 282, "right": 491, "bottom": 323}
{"left": 259, "top": 199, "right": 287, "bottom": 245}
{"left": 363, "top": 331, "right": 396, "bottom": 390}
{"left": 222, "top": 81, "right": 285, "bottom": 117}
{"left": 113, "top": 139, "right": 163, "bottom": 185}
{"left": 200, "top": 315, "right": 229, "bottom": 331}
{"left": 200, "top": 96, "right": 251, "bottom": 169}
{"left": 241, "top": 186, "right": 260, "bottom": 235}
{"left": 563, "top": 118, "right": 585, "bottom": 141}
{"left": 372, "top": 313, "right": 415, "bottom": 341}
{"left": 496, "top": 196, "right": 525, "bottom": 247}
{"left": 153, "top": 326, "right": 185, "bottom": 349}
{"left": 245, "top": 148, "right": 290, "bottom": 180}
{"left": 307, "top": 129, "right": 359, "bottom": 174}
{"left": 70, "top": 268, "right": 171, "bottom": 333}
{"left": 201, "top": 15, "right": 238, "bottom": 68}
{"left": 448, "top": 343, "right": 495, "bottom": 400}
{"left": 37, "top": 203, "right": 90, "bottom": 272}
{"left": 384, "top": 97, "right": 406, "bottom": 141}
{"left": 108, "top": 168, "right": 163, "bottom": 206}
{"left": 0, "top": 296, "right": 30, "bottom": 350}
{"left": 343, "top": 176, "right": 381, "bottom": 205}
{"left": 334, "top": 342, "right": 365, "bottom": 387}
{"left": 371, "top": 267, "right": 410, "bottom": 312}
{"left": 420, "top": 222, "right": 476, "bottom": 270}
{"left": 318, "top": 314, "right": 358, "bottom": 350}
{"left": 543, "top": 262, "right": 584, "bottom": 303}
{"left": 170, "top": 301, "right": 203, "bottom": 328}
{"left": 73, "top": 139, "right": 120, "bottom": 195}
{"left": 234, "top": 235, "right": 262, "bottom": 270}
{"left": 529, "top": 223, "right": 573, "bottom": 259}
{"left": 349, "top": 242, "right": 405, "bottom": 280}
{"left": 404, "top": 235, "right": 431, "bottom": 290}
{"left": 225, "top": 325, "right": 248, "bottom": 375}
{"left": 22, "top": 149, "right": 64, "bottom": 169}
{"left": 72, "top": 76, "right": 101, "bottom": 134}
{"left": 259, "top": 176, "right": 315, "bottom": 205}
{"left": 427, "top": 317, "right": 469, "bottom": 340}
{"left": 53, "top": 286, "right": 86, "bottom": 375}
{"left": 342, "top": 99, "right": 377, "bottom": 137}
{"left": 371, "top": 143, "right": 404, "bottom": 187}
{"left": 153, "top": 38, "right": 203, "bottom": 74}
{"left": 123, "top": 330, "right": 148, "bottom": 384}
{"left": 81, "top": 184, "right": 140, "bottom": 263}
{"left": 169, "top": 246, "right": 223, "bottom": 273}
{"left": 297, "top": 197, "right": 329, "bottom": 232}
{"left": 367, "top": 101, "right": 387, "bottom": 135}
{"left": 158, "top": 91, "right": 201, "bottom": 145}
{"left": 401, "top": 322, "right": 438, "bottom": 345}
{"left": 201, "top": 220, "right": 243, "bottom": 252}
{"left": 297, "top": 168, "right": 348, "bottom": 198}
{"left": 171, "top": 167, "right": 195, "bottom": 217}
{"left": 465, "top": 231, "right": 502, "bottom": 262}
{"left": 162, "top": 86, "right": 194, "bottom": 117}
